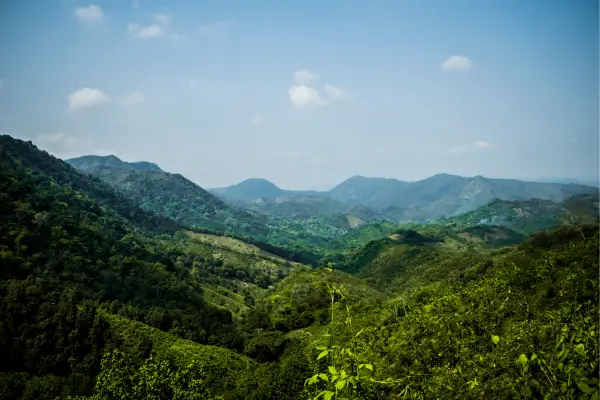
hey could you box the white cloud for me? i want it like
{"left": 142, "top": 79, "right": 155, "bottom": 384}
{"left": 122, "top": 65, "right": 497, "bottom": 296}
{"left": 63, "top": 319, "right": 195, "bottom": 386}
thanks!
{"left": 153, "top": 13, "right": 171, "bottom": 26}
{"left": 293, "top": 70, "right": 317, "bottom": 85}
{"left": 68, "top": 88, "right": 109, "bottom": 111}
{"left": 31, "top": 132, "right": 114, "bottom": 160}
{"left": 128, "top": 23, "right": 164, "bottom": 39}
{"left": 449, "top": 146, "right": 468, "bottom": 153}
{"left": 74, "top": 4, "right": 104, "bottom": 23}
{"left": 442, "top": 55, "right": 472, "bottom": 72}
{"left": 120, "top": 91, "right": 145, "bottom": 106}
{"left": 198, "top": 19, "right": 236, "bottom": 36}
{"left": 34, "top": 132, "right": 85, "bottom": 158}
{"left": 325, "top": 84, "right": 352, "bottom": 100}
{"left": 288, "top": 70, "right": 351, "bottom": 109}
{"left": 251, "top": 113, "right": 265, "bottom": 125}
{"left": 289, "top": 85, "right": 325, "bottom": 109}
{"left": 474, "top": 140, "right": 492, "bottom": 149}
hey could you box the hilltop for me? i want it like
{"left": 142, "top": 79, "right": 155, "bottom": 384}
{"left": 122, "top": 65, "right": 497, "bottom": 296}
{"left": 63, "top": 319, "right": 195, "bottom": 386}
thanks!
{"left": 67, "top": 154, "right": 164, "bottom": 173}
{"left": 215, "top": 173, "right": 598, "bottom": 223}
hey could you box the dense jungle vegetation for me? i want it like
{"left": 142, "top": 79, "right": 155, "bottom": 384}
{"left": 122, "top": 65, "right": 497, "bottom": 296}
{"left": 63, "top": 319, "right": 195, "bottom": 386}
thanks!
{"left": 0, "top": 135, "right": 598, "bottom": 400}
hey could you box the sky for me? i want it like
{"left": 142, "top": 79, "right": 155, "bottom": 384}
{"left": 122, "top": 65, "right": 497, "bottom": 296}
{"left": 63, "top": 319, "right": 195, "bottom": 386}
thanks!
{"left": 0, "top": 0, "right": 598, "bottom": 190}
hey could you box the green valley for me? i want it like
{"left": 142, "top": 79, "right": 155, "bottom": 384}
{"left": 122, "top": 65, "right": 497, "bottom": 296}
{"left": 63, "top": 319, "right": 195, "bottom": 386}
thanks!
{"left": 3, "top": 2, "right": 598, "bottom": 399}
{"left": 0, "top": 135, "right": 598, "bottom": 400}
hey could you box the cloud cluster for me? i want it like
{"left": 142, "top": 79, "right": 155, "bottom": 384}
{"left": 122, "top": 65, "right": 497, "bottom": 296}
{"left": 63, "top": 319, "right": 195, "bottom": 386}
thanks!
{"left": 129, "top": 12, "right": 173, "bottom": 39}
{"left": 128, "top": 23, "right": 164, "bottom": 39}
{"left": 74, "top": 4, "right": 104, "bottom": 23}
{"left": 288, "top": 70, "right": 351, "bottom": 109}
{"left": 449, "top": 141, "right": 493, "bottom": 153}
{"left": 68, "top": 88, "right": 109, "bottom": 111}
{"left": 442, "top": 55, "right": 472, "bottom": 72}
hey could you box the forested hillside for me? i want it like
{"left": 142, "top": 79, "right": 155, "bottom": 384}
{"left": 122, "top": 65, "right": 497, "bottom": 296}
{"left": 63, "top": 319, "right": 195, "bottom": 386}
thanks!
{"left": 0, "top": 135, "right": 598, "bottom": 400}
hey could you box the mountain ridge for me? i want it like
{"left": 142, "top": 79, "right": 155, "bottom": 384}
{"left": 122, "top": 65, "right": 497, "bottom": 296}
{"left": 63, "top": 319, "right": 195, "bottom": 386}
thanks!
{"left": 212, "top": 173, "right": 598, "bottom": 222}
{"left": 68, "top": 154, "right": 164, "bottom": 173}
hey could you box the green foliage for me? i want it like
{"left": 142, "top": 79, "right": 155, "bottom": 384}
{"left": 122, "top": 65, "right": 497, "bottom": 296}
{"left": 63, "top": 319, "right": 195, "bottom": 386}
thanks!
{"left": 74, "top": 350, "right": 216, "bottom": 400}
{"left": 1, "top": 135, "right": 598, "bottom": 399}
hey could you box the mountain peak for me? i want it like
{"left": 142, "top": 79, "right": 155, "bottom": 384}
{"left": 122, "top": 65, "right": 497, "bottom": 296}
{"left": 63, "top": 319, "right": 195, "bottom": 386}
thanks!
{"left": 66, "top": 155, "right": 163, "bottom": 172}
{"left": 239, "top": 178, "right": 280, "bottom": 187}
{"left": 211, "top": 178, "right": 285, "bottom": 202}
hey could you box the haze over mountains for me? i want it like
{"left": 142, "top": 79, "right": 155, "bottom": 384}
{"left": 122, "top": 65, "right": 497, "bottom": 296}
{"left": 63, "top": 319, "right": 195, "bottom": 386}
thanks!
{"left": 64, "top": 154, "right": 599, "bottom": 233}
{"left": 211, "top": 172, "right": 597, "bottom": 222}
{"left": 2, "top": 134, "right": 599, "bottom": 399}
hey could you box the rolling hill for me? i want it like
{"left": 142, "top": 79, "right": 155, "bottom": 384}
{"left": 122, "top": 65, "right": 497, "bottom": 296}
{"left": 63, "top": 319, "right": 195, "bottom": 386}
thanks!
{"left": 67, "top": 158, "right": 271, "bottom": 237}
{"left": 1, "top": 134, "right": 598, "bottom": 399}
{"left": 216, "top": 173, "right": 598, "bottom": 223}
{"left": 210, "top": 178, "right": 325, "bottom": 202}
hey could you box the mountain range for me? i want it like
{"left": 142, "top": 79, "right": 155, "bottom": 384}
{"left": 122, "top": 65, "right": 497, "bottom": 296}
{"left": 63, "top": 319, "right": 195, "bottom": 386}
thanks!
{"left": 1, "top": 134, "right": 598, "bottom": 399}
{"left": 212, "top": 173, "right": 598, "bottom": 222}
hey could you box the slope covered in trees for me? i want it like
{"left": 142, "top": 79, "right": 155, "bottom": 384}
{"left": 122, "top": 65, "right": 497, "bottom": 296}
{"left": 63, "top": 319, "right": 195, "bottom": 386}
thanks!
{"left": 0, "top": 135, "right": 598, "bottom": 399}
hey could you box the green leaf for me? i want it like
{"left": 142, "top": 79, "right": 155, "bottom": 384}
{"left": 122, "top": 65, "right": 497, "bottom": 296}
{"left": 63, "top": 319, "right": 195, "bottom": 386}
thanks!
{"left": 577, "top": 381, "right": 594, "bottom": 395}
{"left": 518, "top": 354, "right": 528, "bottom": 365}
{"left": 315, "top": 346, "right": 327, "bottom": 351}
{"left": 323, "top": 391, "right": 335, "bottom": 400}
{"left": 491, "top": 335, "right": 500, "bottom": 345}
{"left": 328, "top": 366, "right": 338, "bottom": 375}
{"left": 364, "top": 364, "right": 373, "bottom": 371}
{"left": 574, "top": 343, "right": 586, "bottom": 357}
{"left": 317, "top": 350, "right": 329, "bottom": 360}
{"left": 336, "top": 380, "right": 346, "bottom": 390}
{"left": 319, "top": 374, "right": 329, "bottom": 382}
{"left": 306, "top": 374, "right": 319, "bottom": 386}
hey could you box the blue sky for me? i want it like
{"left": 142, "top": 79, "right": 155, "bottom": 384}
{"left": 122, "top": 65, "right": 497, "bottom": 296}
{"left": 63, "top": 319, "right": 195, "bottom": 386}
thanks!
{"left": 0, "top": 0, "right": 598, "bottom": 189}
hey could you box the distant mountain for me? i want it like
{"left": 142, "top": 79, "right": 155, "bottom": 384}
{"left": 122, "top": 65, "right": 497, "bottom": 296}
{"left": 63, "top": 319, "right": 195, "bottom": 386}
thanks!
{"left": 67, "top": 158, "right": 357, "bottom": 258}
{"left": 211, "top": 178, "right": 287, "bottom": 202}
{"left": 68, "top": 155, "right": 164, "bottom": 172}
{"left": 66, "top": 158, "right": 271, "bottom": 237}
{"left": 243, "top": 195, "right": 387, "bottom": 222}
{"left": 433, "top": 194, "right": 599, "bottom": 236}
{"left": 217, "top": 173, "right": 598, "bottom": 223}
{"left": 533, "top": 177, "right": 600, "bottom": 188}
{"left": 128, "top": 161, "right": 163, "bottom": 172}
{"left": 327, "top": 175, "right": 410, "bottom": 207}
{"left": 330, "top": 173, "right": 598, "bottom": 221}
{"left": 211, "top": 178, "right": 328, "bottom": 202}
